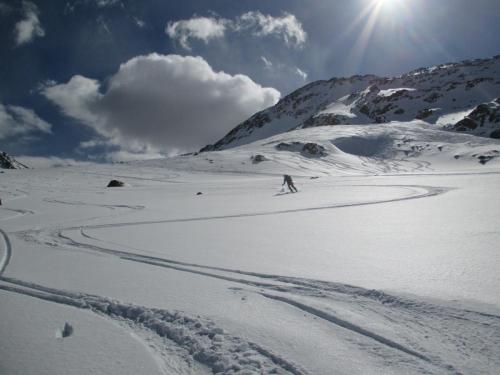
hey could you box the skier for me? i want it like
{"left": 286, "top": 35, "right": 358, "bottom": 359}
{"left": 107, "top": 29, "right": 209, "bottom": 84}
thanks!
{"left": 282, "top": 174, "right": 298, "bottom": 193}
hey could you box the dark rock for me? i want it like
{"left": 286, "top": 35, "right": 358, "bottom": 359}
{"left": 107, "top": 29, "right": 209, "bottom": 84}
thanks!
{"left": 61, "top": 322, "right": 73, "bottom": 338}
{"left": 302, "top": 143, "right": 327, "bottom": 157}
{"left": 276, "top": 142, "right": 302, "bottom": 151}
{"left": 0, "top": 151, "right": 28, "bottom": 169}
{"left": 394, "top": 108, "right": 405, "bottom": 115}
{"left": 359, "top": 105, "right": 370, "bottom": 115}
{"left": 454, "top": 118, "right": 478, "bottom": 131}
{"left": 415, "top": 109, "right": 435, "bottom": 120}
{"left": 196, "top": 192, "right": 203, "bottom": 195}
{"left": 423, "top": 92, "right": 442, "bottom": 103}
{"left": 302, "top": 114, "right": 342, "bottom": 128}
{"left": 490, "top": 130, "right": 500, "bottom": 139}
{"left": 251, "top": 154, "right": 267, "bottom": 164}
{"left": 478, "top": 155, "right": 495, "bottom": 165}
{"left": 107, "top": 180, "right": 125, "bottom": 187}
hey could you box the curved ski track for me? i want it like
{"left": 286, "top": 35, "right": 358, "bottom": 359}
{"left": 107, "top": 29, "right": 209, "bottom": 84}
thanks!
{"left": 57, "top": 184, "right": 448, "bottom": 231}
{"left": 4, "top": 181, "right": 499, "bottom": 374}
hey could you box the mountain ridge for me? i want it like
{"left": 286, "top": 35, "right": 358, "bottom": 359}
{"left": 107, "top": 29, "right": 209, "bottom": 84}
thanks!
{"left": 201, "top": 55, "right": 500, "bottom": 152}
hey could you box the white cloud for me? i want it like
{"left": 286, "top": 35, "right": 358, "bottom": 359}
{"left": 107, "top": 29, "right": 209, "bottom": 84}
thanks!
{"left": 295, "top": 67, "right": 308, "bottom": 80}
{"left": 236, "top": 11, "right": 307, "bottom": 48}
{"left": 0, "top": 102, "right": 52, "bottom": 140}
{"left": 42, "top": 75, "right": 103, "bottom": 125}
{"left": 261, "top": 56, "right": 273, "bottom": 69}
{"left": 166, "top": 16, "right": 227, "bottom": 50}
{"left": 14, "top": 1, "right": 45, "bottom": 46}
{"left": 104, "top": 150, "right": 164, "bottom": 163}
{"left": 166, "top": 12, "right": 307, "bottom": 50}
{"left": 43, "top": 53, "right": 280, "bottom": 153}
{"left": 95, "top": 0, "right": 121, "bottom": 7}
{"left": 134, "top": 17, "right": 146, "bottom": 28}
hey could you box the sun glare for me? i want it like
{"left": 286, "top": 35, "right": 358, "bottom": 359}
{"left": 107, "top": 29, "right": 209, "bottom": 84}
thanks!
{"left": 373, "top": 0, "right": 400, "bottom": 11}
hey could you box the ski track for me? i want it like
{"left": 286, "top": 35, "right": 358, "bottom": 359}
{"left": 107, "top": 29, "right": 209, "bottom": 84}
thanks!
{"left": 3, "top": 179, "right": 500, "bottom": 374}
{"left": 0, "top": 228, "right": 12, "bottom": 276}
{"left": 43, "top": 198, "right": 145, "bottom": 211}
{"left": 0, "top": 207, "right": 35, "bottom": 221}
{"left": 47, "top": 184, "right": 448, "bottom": 232}
{"left": 80, "top": 171, "right": 185, "bottom": 184}
{"left": 55, "top": 226, "right": 500, "bottom": 374}
{"left": 0, "top": 276, "right": 306, "bottom": 375}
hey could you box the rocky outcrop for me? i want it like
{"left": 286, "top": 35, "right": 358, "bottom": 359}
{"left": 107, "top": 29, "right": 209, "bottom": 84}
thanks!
{"left": 451, "top": 99, "right": 500, "bottom": 137}
{"left": 250, "top": 154, "right": 267, "bottom": 164}
{"left": 107, "top": 180, "right": 125, "bottom": 187}
{"left": 276, "top": 141, "right": 327, "bottom": 157}
{"left": 0, "top": 151, "right": 28, "bottom": 169}
{"left": 302, "top": 143, "right": 327, "bottom": 157}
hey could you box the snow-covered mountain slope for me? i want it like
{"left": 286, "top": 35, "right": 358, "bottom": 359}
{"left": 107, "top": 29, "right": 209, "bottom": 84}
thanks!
{"left": 0, "top": 151, "right": 28, "bottom": 169}
{"left": 202, "top": 55, "right": 500, "bottom": 151}
{"left": 178, "top": 121, "right": 500, "bottom": 176}
{"left": 2, "top": 131, "right": 500, "bottom": 374}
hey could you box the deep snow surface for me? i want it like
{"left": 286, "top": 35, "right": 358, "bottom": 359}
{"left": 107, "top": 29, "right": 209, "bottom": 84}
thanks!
{"left": 1, "top": 122, "right": 500, "bottom": 374}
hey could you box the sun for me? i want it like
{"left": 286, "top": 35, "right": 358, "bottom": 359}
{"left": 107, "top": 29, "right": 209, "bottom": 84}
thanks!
{"left": 375, "top": 0, "right": 395, "bottom": 4}
{"left": 373, "top": 0, "right": 399, "bottom": 9}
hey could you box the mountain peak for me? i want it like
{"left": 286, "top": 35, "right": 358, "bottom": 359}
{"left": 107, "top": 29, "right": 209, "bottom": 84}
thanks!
{"left": 202, "top": 55, "right": 500, "bottom": 152}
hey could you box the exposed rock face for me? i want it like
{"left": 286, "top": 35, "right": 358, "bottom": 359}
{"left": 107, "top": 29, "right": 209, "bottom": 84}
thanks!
{"left": 251, "top": 154, "right": 267, "bottom": 164}
{"left": 107, "top": 180, "right": 125, "bottom": 187}
{"left": 451, "top": 99, "right": 500, "bottom": 137}
{"left": 0, "top": 151, "right": 28, "bottom": 169}
{"left": 415, "top": 109, "right": 436, "bottom": 120}
{"left": 276, "top": 142, "right": 303, "bottom": 152}
{"left": 454, "top": 118, "right": 478, "bottom": 131}
{"left": 490, "top": 129, "right": 500, "bottom": 139}
{"left": 275, "top": 141, "right": 327, "bottom": 157}
{"left": 201, "top": 56, "right": 500, "bottom": 151}
{"left": 302, "top": 143, "right": 327, "bottom": 157}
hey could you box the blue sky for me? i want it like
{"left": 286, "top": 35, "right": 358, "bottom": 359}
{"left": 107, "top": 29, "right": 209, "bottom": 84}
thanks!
{"left": 1, "top": 0, "right": 499, "bottom": 161}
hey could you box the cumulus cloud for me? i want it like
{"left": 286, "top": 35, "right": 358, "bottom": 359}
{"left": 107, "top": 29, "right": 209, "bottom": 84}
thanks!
{"left": 0, "top": 102, "right": 52, "bottom": 140}
{"left": 166, "top": 16, "right": 227, "bottom": 50}
{"left": 166, "top": 12, "right": 306, "bottom": 50}
{"left": 14, "top": 1, "right": 45, "bottom": 46}
{"left": 42, "top": 75, "right": 102, "bottom": 125}
{"left": 43, "top": 53, "right": 280, "bottom": 153}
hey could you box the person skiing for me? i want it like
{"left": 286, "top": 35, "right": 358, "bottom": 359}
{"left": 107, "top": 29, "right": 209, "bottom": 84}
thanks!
{"left": 282, "top": 174, "right": 298, "bottom": 193}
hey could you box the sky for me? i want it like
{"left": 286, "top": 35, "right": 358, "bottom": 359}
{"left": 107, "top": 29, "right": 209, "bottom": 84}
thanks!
{"left": 1, "top": 0, "right": 499, "bottom": 162}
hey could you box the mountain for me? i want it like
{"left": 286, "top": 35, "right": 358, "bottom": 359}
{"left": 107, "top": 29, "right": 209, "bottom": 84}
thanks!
{"left": 201, "top": 55, "right": 500, "bottom": 151}
{"left": 0, "top": 151, "right": 28, "bottom": 169}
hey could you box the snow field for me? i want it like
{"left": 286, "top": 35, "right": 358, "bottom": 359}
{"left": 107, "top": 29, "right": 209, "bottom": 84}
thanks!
{"left": 1, "top": 122, "right": 500, "bottom": 374}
